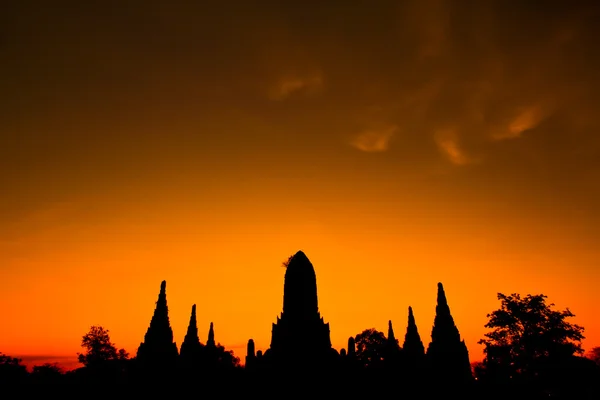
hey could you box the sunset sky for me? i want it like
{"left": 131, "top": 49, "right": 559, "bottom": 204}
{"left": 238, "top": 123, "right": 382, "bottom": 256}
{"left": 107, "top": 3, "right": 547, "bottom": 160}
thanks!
{"left": 2, "top": 0, "right": 600, "bottom": 370}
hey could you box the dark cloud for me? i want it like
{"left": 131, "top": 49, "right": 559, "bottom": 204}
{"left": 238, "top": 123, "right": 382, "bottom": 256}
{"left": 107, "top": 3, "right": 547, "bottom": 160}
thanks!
{"left": 1, "top": 0, "right": 599, "bottom": 218}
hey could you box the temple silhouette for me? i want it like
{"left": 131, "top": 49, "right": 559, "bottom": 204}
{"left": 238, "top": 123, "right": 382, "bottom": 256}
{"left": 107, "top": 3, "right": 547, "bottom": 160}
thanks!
{"left": 132, "top": 250, "right": 474, "bottom": 385}
{"left": 256, "top": 250, "right": 338, "bottom": 371}
{"left": 136, "top": 280, "right": 179, "bottom": 370}
{"left": 4, "top": 249, "right": 597, "bottom": 397}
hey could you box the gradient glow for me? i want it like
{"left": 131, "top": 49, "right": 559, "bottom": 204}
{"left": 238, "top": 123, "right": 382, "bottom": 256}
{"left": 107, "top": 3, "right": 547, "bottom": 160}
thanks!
{"left": 1, "top": 1, "right": 599, "bottom": 370}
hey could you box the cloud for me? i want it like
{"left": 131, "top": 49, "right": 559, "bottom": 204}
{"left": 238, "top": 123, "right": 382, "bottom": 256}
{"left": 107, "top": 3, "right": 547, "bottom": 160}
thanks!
{"left": 434, "top": 129, "right": 472, "bottom": 165}
{"left": 350, "top": 125, "right": 397, "bottom": 152}
{"left": 2, "top": 1, "right": 599, "bottom": 179}
{"left": 490, "top": 105, "right": 548, "bottom": 141}
{"left": 267, "top": 71, "right": 324, "bottom": 101}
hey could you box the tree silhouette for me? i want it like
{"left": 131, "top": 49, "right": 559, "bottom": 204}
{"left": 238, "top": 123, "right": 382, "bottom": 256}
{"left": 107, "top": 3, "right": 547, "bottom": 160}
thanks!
{"left": 209, "top": 343, "right": 241, "bottom": 369}
{"left": 478, "top": 293, "right": 584, "bottom": 383}
{"left": 587, "top": 347, "right": 600, "bottom": 366}
{"left": 77, "top": 325, "right": 123, "bottom": 367}
{"left": 354, "top": 328, "right": 387, "bottom": 369}
{"left": 0, "top": 352, "right": 28, "bottom": 383}
{"left": 117, "top": 348, "right": 129, "bottom": 360}
{"left": 31, "top": 363, "right": 64, "bottom": 383}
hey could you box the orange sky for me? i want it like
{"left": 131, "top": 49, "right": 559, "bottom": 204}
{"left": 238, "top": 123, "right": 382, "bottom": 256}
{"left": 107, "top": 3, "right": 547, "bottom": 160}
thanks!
{"left": 1, "top": 1, "right": 599, "bottom": 371}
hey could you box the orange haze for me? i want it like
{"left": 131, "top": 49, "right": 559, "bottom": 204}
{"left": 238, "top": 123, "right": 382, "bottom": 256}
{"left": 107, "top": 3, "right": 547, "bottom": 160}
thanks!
{"left": 1, "top": 191, "right": 599, "bottom": 370}
{"left": 1, "top": 1, "right": 600, "bottom": 371}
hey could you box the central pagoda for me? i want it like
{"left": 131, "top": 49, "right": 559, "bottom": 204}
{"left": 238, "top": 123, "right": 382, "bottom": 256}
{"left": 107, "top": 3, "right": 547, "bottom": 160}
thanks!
{"left": 264, "top": 250, "right": 337, "bottom": 370}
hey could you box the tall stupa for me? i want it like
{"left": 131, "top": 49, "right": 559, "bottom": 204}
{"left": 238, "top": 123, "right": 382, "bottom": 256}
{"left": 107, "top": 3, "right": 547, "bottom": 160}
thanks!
{"left": 263, "top": 250, "right": 338, "bottom": 369}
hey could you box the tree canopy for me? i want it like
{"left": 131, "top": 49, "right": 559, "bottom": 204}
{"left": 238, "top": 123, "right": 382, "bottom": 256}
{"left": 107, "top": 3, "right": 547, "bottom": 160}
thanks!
{"left": 77, "top": 325, "right": 128, "bottom": 368}
{"left": 354, "top": 328, "right": 387, "bottom": 369}
{"left": 478, "top": 293, "right": 584, "bottom": 381}
{"left": 587, "top": 347, "right": 600, "bottom": 366}
{"left": 0, "top": 352, "right": 28, "bottom": 383}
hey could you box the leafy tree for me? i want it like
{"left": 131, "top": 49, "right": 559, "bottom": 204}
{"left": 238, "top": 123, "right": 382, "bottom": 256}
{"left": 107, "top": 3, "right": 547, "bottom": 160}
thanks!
{"left": 354, "top": 328, "right": 387, "bottom": 369}
{"left": 587, "top": 346, "right": 600, "bottom": 366}
{"left": 282, "top": 254, "right": 293, "bottom": 268}
{"left": 31, "top": 363, "right": 64, "bottom": 382}
{"left": 472, "top": 361, "right": 487, "bottom": 381}
{"left": 214, "top": 344, "right": 240, "bottom": 368}
{"left": 32, "top": 362, "right": 63, "bottom": 374}
{"left": 203, "top": 343, "right": 241, "bottom": 370}
{"left": 117, "top": 348, "right": 130, "bottom": 360}
{"left": 77, "top": 325, "right": 126, "bottom": 367}
{"left": 0, "top": 353, "right": 28, "bottom": 383}
{"left": 478, "top": 293, "right": 584, "bottom": 381}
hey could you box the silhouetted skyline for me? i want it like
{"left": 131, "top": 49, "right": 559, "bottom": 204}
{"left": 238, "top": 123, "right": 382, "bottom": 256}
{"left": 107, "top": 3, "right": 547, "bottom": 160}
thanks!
{"left": 3, "top": 249, "right": 598, "bottom": 399}
{"left": 2, "top": 0, "right": 600, "bottom": 377}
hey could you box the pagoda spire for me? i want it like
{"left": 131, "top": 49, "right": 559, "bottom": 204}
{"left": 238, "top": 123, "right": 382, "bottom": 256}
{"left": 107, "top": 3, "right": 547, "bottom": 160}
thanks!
{"left": 247, "top": 339, "right": 255, "bottom": 358}
{"left": 431, "top": 282, "right": 461, "bottom": 343}
{"left": 144, "top": 280, "right": 173, "bottom": 342}
{"left": 185, "top": 305, "right": 199, "bottom": 343}
{"left": 137, "top": 280, "right": 179, "bottom": 365}
{"left": 207, "top": 322, "right": 215, "bottom": 347}
{"left": 180, "top": 304, "right": 202, "bottom": 361}
{"left": 387, "top": 320, "right": 396, "bottom": 343}
{"left": 427, "top": 282, "right": 473, "bottom": 383}
{"left": 282, "top": 250, "right": 319, "bottom": 318}
{"left": 347, "top": 336, "right": 356, "bottom": 357}
{"left": 384, "top": 319, "right": 400, "bottom": 366}
{"left": 266, "top": 250, "right": 335, "bottom": 370}
{"left": 246, "top": 338, "right": 256, "bottom": 368}
{"left": 403, "top": 306, "right": 425, "bottom": 357}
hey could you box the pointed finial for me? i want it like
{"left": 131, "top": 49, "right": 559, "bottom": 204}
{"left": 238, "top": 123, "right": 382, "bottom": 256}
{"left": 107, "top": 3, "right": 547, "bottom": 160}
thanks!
{"left": 408, "top": 306, "right": 416, "bottom": 323}
{"left": 403, "top": 305, "right": 425, "bottom": 356}
{"left": 191, "top": 304, "right": 196, "bottom": 316}
{"left": 388, "top": 320, "right": 396, "bottom": 341}
{"left": 437, "top": 282, "right": 448, "bottom": 306}
{"left": 207, "top": 322, "right": 215, "bottom": 346}
{"left": 160, "top": 280, "right": 166, "bottom": 293}
{"left": 407, "top": 306, "right": 419, "bottom": 333}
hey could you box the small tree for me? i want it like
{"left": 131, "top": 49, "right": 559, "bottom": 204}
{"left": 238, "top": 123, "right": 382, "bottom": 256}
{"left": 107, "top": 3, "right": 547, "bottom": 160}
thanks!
{"left": 214, "top": 344, "right": 241, "bottom": 368}
{"left": 478, "top": 293, "right": 584, "bottom": 381}
{"left": 587, "top": 347, "right": 600, "bottom": 366}
{"left": 282, "top": 254, "right": 293, "bottom": 268}
{"left": 0, "top": 353, "right": 28, "bottom": 383}
{"left": 31, "top": 363, "right": 64, "bottom": 382}
{"left": 77, "top": 325, "right": 120, "bottom": 367}
{"left": 354, "top": 328, "right": 387, "bottom": 369}
{"left": 117, "top": 348, "right": 130, "bottom": 360}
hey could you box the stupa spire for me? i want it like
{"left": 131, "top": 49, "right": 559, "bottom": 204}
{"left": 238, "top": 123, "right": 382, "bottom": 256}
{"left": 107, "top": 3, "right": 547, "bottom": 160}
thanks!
{"left": 266, "top": 250, "right": 336, "bottom": 370}
{"left": 137, "top": 280, "right": 179, "bottom": 365}
{"left": 427, "top": 282, "right": 473, "bottom": 382}
{"left": 186, "top": 305, "right": 199, "bottom": 341}
{"left": 247, "top": 339, "right": 255, "bottom": 358}
{"left": 387, "top": 320, "right": 396, "bottom": 343}
{"left": 144, "top": 280, "right": 174, "bottom": 343}
{"left": 207, "top": 322, "right": 215, "bottom": 347}
{"left": 436, "top": 282, "right": 450, "bottom": 314}
{"left": 282, "top": 250, "right": 318, "bottom": 318}
{"left": 245, "top": 338, "right": 257, "bottom": 368}
{"left": 180, "top": 304, "right": 202, "bottom": 361}
{"left": 431, "top": 282, "right": 461, "bottom": 343}
{"left": 348, "top": 336, "right": 356, "bottom": 357}
{"left": 403, "top": 306, "right": 425, "bottom": 356}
